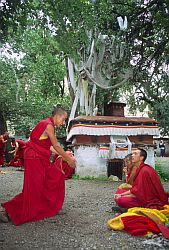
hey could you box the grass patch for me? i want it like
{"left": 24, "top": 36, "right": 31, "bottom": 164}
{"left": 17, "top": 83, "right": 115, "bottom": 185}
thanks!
{"left": 72, "top": 173, "right": 110, "bottom": 181}
{"left": 155, "top": 163, "right": 169, "bottom": 182}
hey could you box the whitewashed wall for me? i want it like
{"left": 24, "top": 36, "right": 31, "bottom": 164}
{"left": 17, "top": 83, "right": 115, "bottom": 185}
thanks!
{"left": 74, "top": 146, "right": 107, "bottom": 177}
{"left": 74, "top": 145, "right": 155, "bottom": 177}
{"left": 145, "top": 147, "right": 155, "bottom": 168}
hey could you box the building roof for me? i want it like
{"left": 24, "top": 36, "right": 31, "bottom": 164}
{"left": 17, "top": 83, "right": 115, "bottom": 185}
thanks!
{"left": 67, "top": 116, "right": 159, "bottom": 141}
{"left": 72, "top": 116, "right": 157, "bottom": 124}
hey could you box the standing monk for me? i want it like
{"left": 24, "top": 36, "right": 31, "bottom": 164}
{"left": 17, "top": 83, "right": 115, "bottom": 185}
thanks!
{"left": 0, "top": 106, "right": 76, "bottom": 225}
{"left": 114, "top": 148, "right": 168, "bottom": 210}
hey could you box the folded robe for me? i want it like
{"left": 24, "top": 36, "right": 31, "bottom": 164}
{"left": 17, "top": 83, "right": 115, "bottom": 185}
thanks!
{"left": 108, "top": 207, "right": 169, "bottom": 238}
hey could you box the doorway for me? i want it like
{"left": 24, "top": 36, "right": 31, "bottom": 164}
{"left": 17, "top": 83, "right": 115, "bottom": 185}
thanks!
{"left": 107, "top": 159, "right": 124, "bottom": 180}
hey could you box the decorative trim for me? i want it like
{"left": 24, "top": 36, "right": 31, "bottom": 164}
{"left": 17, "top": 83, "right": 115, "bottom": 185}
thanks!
{"left": 99, "top": 147, "right": 137, "bottom": 159}
{"left": 67, "top": 125, "right": 159, "bottom": 141}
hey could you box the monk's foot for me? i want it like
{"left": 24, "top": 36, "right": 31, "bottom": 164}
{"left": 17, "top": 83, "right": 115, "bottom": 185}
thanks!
{"left": 0, "top": 210, "right": 9, "bottom": 223}
{"left": 111, "top": 206, "right": 127, "bottom": 213}
{"left": 111, "top": 206, "right": 123, "bottom": 213}
{"left": 119, "top": 207, "right": 128, "bottom": 213}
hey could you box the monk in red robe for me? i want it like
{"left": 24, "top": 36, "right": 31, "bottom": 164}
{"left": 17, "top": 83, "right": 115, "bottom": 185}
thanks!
{"left": 52, "top": 149, "right": 75, "bottom": 180}
{"left": 112, "top": 154, "right": 138, "bottom": 212}
{"left": 0, "top": 135, "right": 6, "bottom": 167}
{"left": 114, "top": 148, "right": 168, "bottom": 210}
{"left": 8, "top": 139, "right": 26, "bottom": 168}
{"left": 0, "top": 106, "right": 76, "bottom": 224}
{"left": 114, "top": 154, "right": 135, "bottom": 194}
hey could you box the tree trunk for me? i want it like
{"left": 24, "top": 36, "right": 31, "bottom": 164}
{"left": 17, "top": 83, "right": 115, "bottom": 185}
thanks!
{"left": 0, "top": 111, "right": 7, "bottom": 134}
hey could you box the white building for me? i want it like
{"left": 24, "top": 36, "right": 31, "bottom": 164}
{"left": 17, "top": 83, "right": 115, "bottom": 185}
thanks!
{"left": 67, "top": 102, "right": 159, "bottom": 178}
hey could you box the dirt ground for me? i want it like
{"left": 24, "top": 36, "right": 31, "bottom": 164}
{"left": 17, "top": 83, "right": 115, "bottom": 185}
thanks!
{"left": 0, "top": 167, "right": 169, "bottom": 250}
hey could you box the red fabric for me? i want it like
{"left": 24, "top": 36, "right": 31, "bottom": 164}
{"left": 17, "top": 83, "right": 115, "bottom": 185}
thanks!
{"left": 121, "top": 215, "right": 160, "bottom": 236}
{"left": 9, "top": 140, "right": 26, "bottom": 167}
{"left": 52, "top": 154, "right": 74, "bottom": 180}
{"left": 0, "top": 139, "right": 5, "bottom": 165}
{"left": 116, "top": 192, "right": 143, "bottom": 208}
{"left": 131, "top": 162, "right": 168, "bottom": 209}
{"left": 0, "top": 150, "right": 4, "bottom": 165}
{"left": 116, "top": 188, "right": 129, "bottom": 195}
{"left": 9, "top": 157, "right": 24, "bottom": 168}
{"left": 15, "top": 140, "right": 26, "bottom": 160}
{"left": 2, "top": 117, "right": 65, "bottom": 225}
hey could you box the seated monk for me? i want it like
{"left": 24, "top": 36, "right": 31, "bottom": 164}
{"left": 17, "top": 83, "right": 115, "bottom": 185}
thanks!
{"left": 117, "top": 153, "right": 136, "bottom": 192}
{"left": 8, "top": 139, "right": 26, "bottom": 168}
{"left": 0, "top": 105, "right": 76, "bottom": 224}
{"left": 114, "top": 148, "right": 168, "bottom": 210}
{"left": 52, "top": 149, "right": 75, "bottom": 180}
{"left": 112, "top": 154, "right": 137, "bottom": 212}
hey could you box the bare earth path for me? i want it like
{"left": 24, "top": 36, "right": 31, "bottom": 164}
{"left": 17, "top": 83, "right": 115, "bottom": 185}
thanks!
{"left": 0, "top": 167, "right": 169, "bottom": 250}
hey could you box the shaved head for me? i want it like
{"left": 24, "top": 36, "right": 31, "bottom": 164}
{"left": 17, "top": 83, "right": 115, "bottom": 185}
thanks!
{"left": 52, "top": 105, "right": 67, "bottom": 117}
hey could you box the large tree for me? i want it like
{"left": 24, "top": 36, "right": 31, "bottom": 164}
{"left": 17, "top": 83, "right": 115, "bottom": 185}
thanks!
{"left": 1, "top": 0, "right": 169, "bottom": 134}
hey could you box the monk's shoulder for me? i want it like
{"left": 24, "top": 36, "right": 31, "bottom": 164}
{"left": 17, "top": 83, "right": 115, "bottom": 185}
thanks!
{"left": 141, "top": 164, "right": 157, "bottom": 177}
{"left": 38, "top": 118, "right": 53, "bottom": 127}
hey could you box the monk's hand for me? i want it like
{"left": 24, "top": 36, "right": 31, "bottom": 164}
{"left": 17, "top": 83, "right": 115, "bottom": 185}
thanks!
{"left": 67, "top": 157, "right": 76, "bottom": 169}
{"left": 123, "top": 167, "right": 127, "bottom": 175}
{"left": 114, "top": 194, "right": 122, "bottom": 200}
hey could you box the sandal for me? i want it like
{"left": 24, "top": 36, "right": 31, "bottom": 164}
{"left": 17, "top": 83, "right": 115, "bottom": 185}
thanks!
{"left": 0, "top": 210, "right": 9, "bottom": 223}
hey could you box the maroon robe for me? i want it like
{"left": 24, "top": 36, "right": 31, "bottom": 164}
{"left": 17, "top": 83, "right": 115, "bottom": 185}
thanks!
{"left": 0, "top": 139, "right": 5, "bottom": 166}
{"left": 9, "top": 140, "right": 26, "bottom": 167}
{"left": 116, "top": 162, "right": 168, "bottom": 209}
{"left": 52, "top": 154, "right": 74, "bottom": 180}
{"left": 2, "top": 117, "right": 65, "bottom": 225}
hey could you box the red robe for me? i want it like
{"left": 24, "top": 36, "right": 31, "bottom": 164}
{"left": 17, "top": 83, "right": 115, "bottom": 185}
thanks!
{"left": 2, "top": 117, "right": 65, "bottom": 225}
{"left": 9, "top": 140, "right": 26, "bottom": 167}
{"left": 52, "top": 154, "right": 74, "bottom": 180}
{"left": 116, "top": 162, "right": 168, "bottom": 209}
{"left": 0, "top": 139, "right": 5, "bottom": 166}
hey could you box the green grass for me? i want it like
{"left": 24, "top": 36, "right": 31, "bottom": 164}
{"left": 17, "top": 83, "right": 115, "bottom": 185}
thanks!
{"left": 155, "top": 163, "right": 169, "bottom": 182}
{"left": 72, "top": 173, "right": 110, "bottom": 181}
{"left": 72, "top": 164, "right": 169, "bottom": 182}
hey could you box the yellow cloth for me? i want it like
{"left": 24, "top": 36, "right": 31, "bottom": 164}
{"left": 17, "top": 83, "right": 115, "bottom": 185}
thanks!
{"left": 118, "top": 183, "right": 132, "bottom": 189}
{"left": 0, "top": 171, "right": 7, "bottom": 174}
{"left": 108, "top": 212, "right": 141, "bottom": 230}
{"left": 107, "top": 207, "right": 169, "bottom": 231}
{"left": 128, "top": 207, "right": 168, "bottom": 224}
{"left": 39, "top": 134, "right": 48, "bottom": 140}
{"left": 159, "top": 205, "right": 169, "bottom": 217}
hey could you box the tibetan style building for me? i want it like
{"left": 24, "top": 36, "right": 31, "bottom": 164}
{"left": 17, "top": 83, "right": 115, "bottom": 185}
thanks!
{"left": 67, "top": 102, "right": 159, "bottom": 179}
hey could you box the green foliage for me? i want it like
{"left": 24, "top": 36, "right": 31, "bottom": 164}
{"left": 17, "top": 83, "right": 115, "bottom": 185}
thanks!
{"left": 0, "top": 22, "right": 70, "bottom": 135}
{"left": 155, "top": 163, "right": 169, "bottom": 182}
{"left": 1, "top": 0, "right": 169, "bottom": 134}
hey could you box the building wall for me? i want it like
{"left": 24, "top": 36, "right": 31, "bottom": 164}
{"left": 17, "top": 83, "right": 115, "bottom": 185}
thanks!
{"left": 74, "top": 146, "right": 107, "bottom": 177}
{"left": 144, "top": 147, "right": 155, "bottom": 167}
{"left": 74, "top": 145, "right": 155, "bottom": 177}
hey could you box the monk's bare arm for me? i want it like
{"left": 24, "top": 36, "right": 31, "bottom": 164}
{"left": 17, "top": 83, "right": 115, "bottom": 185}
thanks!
{"left": 50, "top": 146, "right": 57, "bottom": 154}
{"left": 14, "top": 143, "right": 19, "bottom": 156}
{"left": 121, "top": 190, "right": 135, "bottom": 197}
{"left": 114, "top": 190, "right": 135, "bottom": 199}
{"left": 9, "top": 142, "right": 19, "bottom": 155}
{"left": 2, "top": 138, "right": 7, "bottom": 143}
{"left": 45, "top": 124, "right": 74, "bottom": 164}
